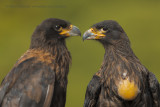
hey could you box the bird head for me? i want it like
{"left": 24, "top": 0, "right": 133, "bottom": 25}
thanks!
{"left": 38, "top": 18, "right": 81, "bottom": 39}
{"left": 83, "top": 20, "right": 129, "bottom": 45}
{"left": 30, "top": 18, "right": 81, "bottom": 48}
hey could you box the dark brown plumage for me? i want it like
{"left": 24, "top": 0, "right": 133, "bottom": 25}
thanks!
{"left": 0, "top": 18, "right": 81, "bottom": 107}
{"left": 83, "top": 20, "right": 160, "bottom": 107}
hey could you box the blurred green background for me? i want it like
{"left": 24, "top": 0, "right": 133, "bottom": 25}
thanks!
{"left": 0, "top": 0, "right": 160, "bottom": 107}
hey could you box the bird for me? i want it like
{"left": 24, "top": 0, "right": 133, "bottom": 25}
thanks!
{"left": 83, "top": 20, "right": 160, "bottom": 107}
{"left": 0, "top": 18, "right": 81, "bottom": 107}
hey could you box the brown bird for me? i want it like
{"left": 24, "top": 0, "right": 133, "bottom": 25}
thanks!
{"left": 83, "top": 20, "right": 160, "bottom": 107}
{"left": 0, "top": 18, "right": 81, "bottom": 107}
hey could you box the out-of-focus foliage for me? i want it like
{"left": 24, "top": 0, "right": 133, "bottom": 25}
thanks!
{"left": 0, "top": 0, "right": 160, "bottom": 107}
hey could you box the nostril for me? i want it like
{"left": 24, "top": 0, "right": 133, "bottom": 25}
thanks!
{"left": 91, "top": 29, "right": 94, "bottom": 32}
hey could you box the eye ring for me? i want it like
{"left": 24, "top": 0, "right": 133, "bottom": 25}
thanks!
{"left": 100, "top": 27, "right": 108, "bottom": 33}
{"left": 55, "top": 25, "right": 62, "bottom": 31}
{"left": 102, "top": 27, "right": 108, "bottom": 31}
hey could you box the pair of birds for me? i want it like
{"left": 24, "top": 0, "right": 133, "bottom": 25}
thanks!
{"left": 0, "top": 18, "right": 159, "bottom": 107}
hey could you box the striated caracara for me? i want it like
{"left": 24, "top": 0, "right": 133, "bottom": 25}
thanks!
{"left": 0, "top": 18, "right": 81, "bottom": 107}
{"left": 83, "top": 20, "right": 160, "bottom": 107}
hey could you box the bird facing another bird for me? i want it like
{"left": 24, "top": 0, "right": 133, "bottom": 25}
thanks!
{"left": 0, "top": 18, "right": 159, "bottom": 107}
{"left": 0, "top": 18, "right": 81, "bottom": 107}
{"left": 83, "top": 20, "right": 160, "bottom": 107}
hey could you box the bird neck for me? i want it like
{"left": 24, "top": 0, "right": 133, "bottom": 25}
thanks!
{"left": 104, "top": 40, "right": 134, "bottom": 58}
{"left": 30, "top": 39, "right": 71, "bottom": 65}
{"left": 100, "top": 41, "right": 136, "bottom": 72}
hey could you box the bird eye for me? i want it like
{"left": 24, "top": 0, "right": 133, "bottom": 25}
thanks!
{"left": 100, "top": 27, "right": 108, "bottom": 33}
{"left": 102, "top": 27, "right": 108, "bottom": 31}
{"left": 55, "top": 25, "right": 62, "bottom": 31}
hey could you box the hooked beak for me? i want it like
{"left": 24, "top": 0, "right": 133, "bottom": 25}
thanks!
{"left": 83, "top": 28, "right": 106, "bottom": 41}
{"left": 59, "top": 25, "right": 81, "bottom": 37}
{"left": 69, "top": 25, "right": 81, "bottom": 36}
{"left": 83, "top": 29, "right": 96, "bottom": 41}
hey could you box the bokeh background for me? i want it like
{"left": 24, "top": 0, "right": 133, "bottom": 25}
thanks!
{"left": 0, "top": 0, "right": 160, "bottom": 107}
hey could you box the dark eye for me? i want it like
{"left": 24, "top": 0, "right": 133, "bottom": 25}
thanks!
{"left": 102, "top": 27, "right": 108, "bottom": 31}
{"left": 100, "top": 27, "right": 108, "bottom": 32}
{"left": 55, "top": 25, "right": 62, "bottom": 31}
